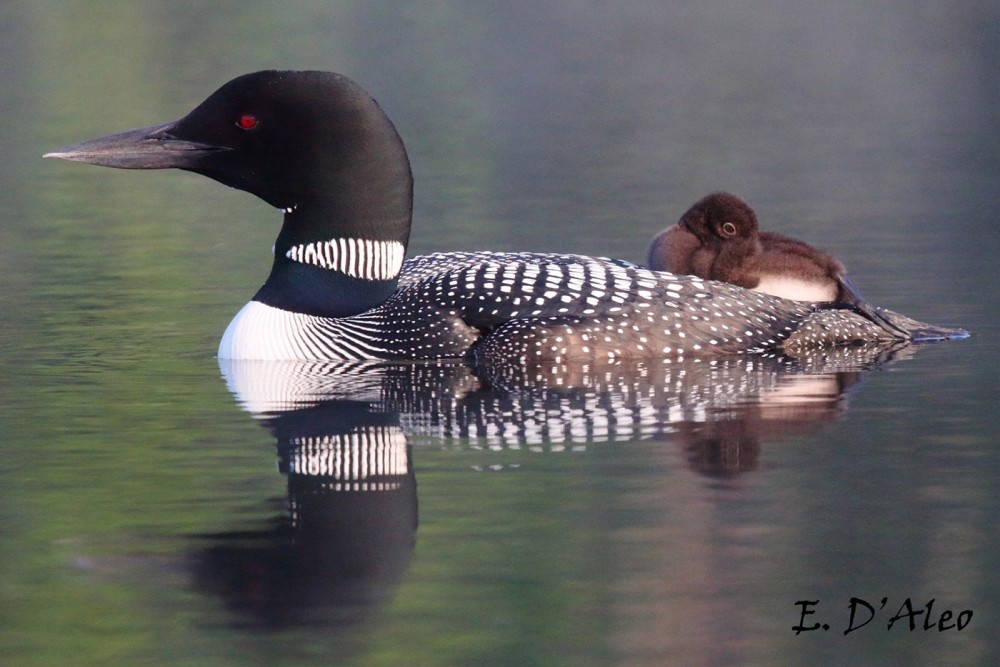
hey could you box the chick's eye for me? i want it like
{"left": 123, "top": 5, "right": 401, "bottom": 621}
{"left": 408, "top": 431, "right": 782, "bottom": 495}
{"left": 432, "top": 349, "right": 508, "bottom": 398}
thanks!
{"left": 236, "top": 114, "right": 259, "bottom": 130}
{"left": 722, "top": 222, "right": 737, "bottom": 236}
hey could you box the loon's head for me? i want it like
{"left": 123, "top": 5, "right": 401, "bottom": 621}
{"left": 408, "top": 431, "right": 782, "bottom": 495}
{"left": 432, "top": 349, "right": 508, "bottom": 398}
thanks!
{"left": 46, "top": 71, "right": 415, "bottom": 318}
{"left": 44, "top": 70, "right": 413, "bottom": 246}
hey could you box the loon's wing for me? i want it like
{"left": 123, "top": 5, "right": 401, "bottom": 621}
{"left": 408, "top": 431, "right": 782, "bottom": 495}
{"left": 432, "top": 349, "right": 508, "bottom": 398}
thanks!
{"left": 396, "top": 252, "right": 817, "bottom": 361}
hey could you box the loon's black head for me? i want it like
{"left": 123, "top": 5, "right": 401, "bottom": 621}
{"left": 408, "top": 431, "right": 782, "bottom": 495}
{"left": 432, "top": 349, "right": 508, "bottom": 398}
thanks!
{"left": 46, "top": 71, "right": 415, "bottom": 318}
{"left": 45, "top": 70, "right": 413, "bottom": 244}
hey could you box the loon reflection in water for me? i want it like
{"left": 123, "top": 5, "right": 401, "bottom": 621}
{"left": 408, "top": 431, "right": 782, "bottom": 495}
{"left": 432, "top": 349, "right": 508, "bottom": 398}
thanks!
{"left": 191, "top": 344, "right": 907, "bottom": 628}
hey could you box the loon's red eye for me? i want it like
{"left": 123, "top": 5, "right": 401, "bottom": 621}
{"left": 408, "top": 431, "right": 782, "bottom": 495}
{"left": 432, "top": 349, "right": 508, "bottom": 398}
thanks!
{"left": 236, "top": 114, "right": 259, "bottom": 130}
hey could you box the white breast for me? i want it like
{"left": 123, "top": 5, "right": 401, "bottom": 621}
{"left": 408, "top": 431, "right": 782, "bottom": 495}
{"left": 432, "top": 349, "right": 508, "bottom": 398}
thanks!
{"left": 218, "top": 300, "right": 329, "bottom": 360}
{"left": 753, "top": 275, "right": 837, "bottom": 302}
{"left": 218, "top": 300, "right": 395, "bottom": 361}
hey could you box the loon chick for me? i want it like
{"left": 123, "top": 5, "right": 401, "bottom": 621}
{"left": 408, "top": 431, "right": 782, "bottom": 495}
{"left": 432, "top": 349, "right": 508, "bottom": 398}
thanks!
{"left": 648, "top": 192, "right": 910, "bottom": 338}
{"left": 45, "top": 71, "right": 941, "bottom": 362}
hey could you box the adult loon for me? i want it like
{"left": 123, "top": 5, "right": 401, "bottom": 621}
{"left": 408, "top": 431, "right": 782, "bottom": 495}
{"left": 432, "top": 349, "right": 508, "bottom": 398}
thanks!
{"left": 647, "top": 192, "right": 913, "bottom": 338}
{"left": 44, "top": 71, "right": 964, "bottom": 362}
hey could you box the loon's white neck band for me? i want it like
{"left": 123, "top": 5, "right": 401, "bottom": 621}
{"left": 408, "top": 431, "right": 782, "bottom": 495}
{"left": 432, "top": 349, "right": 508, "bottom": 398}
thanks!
{"left": 284, "top": 238, "right": 405, "bottom": 281}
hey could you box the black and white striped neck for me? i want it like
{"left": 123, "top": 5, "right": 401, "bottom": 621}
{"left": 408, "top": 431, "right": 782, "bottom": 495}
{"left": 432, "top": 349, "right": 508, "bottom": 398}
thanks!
{"left": 254, "top": 215, "right": 408, "bottom": 318}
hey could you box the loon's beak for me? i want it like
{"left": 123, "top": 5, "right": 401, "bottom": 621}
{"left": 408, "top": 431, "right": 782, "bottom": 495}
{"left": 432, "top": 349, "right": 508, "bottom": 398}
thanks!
{"left": 44, "top": 121, "right": 229, "bottom": 169}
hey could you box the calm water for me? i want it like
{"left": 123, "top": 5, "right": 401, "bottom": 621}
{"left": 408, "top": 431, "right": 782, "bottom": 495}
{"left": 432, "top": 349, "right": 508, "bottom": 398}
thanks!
{"left": 3, "top": 2, "right": 999, "bottom": 666}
